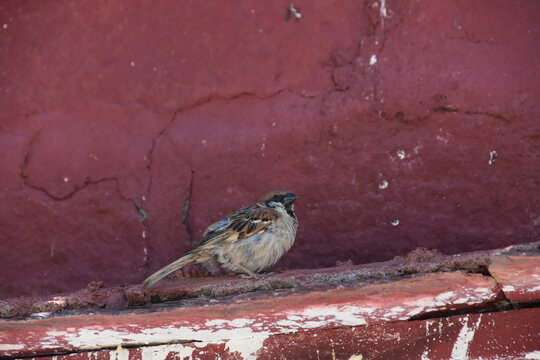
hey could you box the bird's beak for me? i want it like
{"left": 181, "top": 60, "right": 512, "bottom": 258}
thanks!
{"left": 285, "top": 193, "right": 298, "bottom": 203}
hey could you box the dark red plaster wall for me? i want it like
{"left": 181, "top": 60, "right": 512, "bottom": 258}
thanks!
{"left": 0, "top": 1, "right": 538, "bottom": 298}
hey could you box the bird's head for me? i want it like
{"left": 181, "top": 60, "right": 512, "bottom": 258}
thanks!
{"left": 258, "top": 190, "right": 298, "bottom": 211}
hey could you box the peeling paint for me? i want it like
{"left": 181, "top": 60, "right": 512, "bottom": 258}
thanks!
{"left": 140, "top": 344, "right": 195, "bottom": 360}
{"left": 525, "top": 351, "right": 540, "bottom": 359}
{"left": 109, "top": 345, "right": 129, "bottom": 360}
{"left": 0, "top": 344, "right": 24, "bottom": 351}
{"left": 450, "top": 314, "right": 482, "bottom": 360}
{"left": 502, "top": 285, "right": 515, "bottom": 292}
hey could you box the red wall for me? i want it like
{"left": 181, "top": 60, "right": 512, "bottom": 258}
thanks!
{"left": 1, "top": 1, "right": 538, "bottom": 298}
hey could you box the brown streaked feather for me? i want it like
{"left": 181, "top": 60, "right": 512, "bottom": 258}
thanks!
{"left": 192, "top": 206, "right": 278, "bottom": 250}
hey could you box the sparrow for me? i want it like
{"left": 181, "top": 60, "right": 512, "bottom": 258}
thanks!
{"left": 143, "top": 190, "right": 298, "bottom": 289}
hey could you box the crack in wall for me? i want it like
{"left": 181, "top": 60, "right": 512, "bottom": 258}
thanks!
{"left": 19, "top": 131, "right": 152, "bottom": 268}
{"left": 431, "top": 107, "right": 513, "bottom": 123}
{"left": 144, "top": 88, "right": 291, "bottom": 199}
{"left": 182, "top": 170, "right": 195, "bottom": 246}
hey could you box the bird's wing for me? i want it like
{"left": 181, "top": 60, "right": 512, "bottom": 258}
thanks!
{"left": 193, "top": 206, "right": 278, "bottom": 250}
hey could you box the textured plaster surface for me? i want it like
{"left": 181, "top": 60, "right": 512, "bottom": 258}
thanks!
{"left": 0, "top": 1, "right": 539, "bottom": 298}
{"left": 3, "top": 244, "right": 538, "bottom": 319}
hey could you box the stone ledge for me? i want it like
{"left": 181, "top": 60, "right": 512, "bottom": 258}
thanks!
{"left": 2, "top": 242, "right": 538, "bottom": 319}
{"left": 1, "top": 243, "right": 539, "bottom": 359}
{"left": 489, "top": 255, "right": 540, "bottom": 303}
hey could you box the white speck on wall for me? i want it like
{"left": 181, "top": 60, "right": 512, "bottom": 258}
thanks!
{"left": 289, "top": 4, "right": 302, "bottom": 20}
{"left": 130, "top": 61, "right": 136, "bottom": 67}
{"left": 396, "top": 149, "right": 406, "bottom": 159}
{"left": 141, "top": 195, "right": 146, "bottom": 202}
{"left": 378, "top": 180, "right": 389, "bottom": 189}
{"left": 261, "top": 134, "right": 266, "bottom": 156}
{"left": 369, "top": 54, "right": 377, "bottom": 66}
{"left": 201, "top": 139, "right": 207, "bottom": 145}
{"left": 63, "top": 177, "right": 69, "bottom": 183}
{"left": 348, "top": 355, "right": 364, "bottom": 360}
{"left": 451, "top": 314, "right": 482, "bottom": 360}
{"left": 436, "top": 135, "right": 449, "bottom": 144}
{"left": 378, "top": 0, "right": 393, "bottom": 29}
{"left": 142, "top": 230, "right": 146, "bottom": 239}
{"left": 488, "top": 150, "right": 497, "bottom": 165}
{"left": 421, "top": 349, "right": 430, "bottom": 360}
{"left": 3, "top": 24, "right": 7, "bottom": 29}
{"left": 391, "top": 217, "right": 399, "bottom": 226}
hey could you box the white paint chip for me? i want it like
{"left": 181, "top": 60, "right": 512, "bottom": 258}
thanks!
{"left": 369, "top": 54, "right": 377, "bottom": 65}
{"left": 140, "top": 343, "right": 195, "bottom": 360}
{"left": 525, "top": 351, "right": 540, "bottom": 359}
{"left": 289, "top": 4, "right": 302, "bottom": 20}
{"left": 488, "top": 150, "right": 497, "bottom": 165}
{"left": 110, "top": 345, "right": 130, "bottom": 360}
{"left": 0, "top": 344, "right": 25, "bottom": 351}
{"left": 451, "top": 315, "right": 482, "bottom": 360}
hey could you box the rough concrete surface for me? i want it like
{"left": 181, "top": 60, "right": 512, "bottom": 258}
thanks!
{"left": 0, "top": 1, "right": 539, "bottom": 298}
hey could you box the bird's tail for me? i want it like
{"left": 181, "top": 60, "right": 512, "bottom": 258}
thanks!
{"left": 142, "top": 253, "right": 197, "bottom": 289}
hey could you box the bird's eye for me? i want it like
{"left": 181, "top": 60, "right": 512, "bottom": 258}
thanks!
{"left": 272, "top": 195, "right": 285, "bottom": 203}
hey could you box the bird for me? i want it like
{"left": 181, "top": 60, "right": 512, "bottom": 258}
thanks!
{"left": 142, "top": 190, "right": 298, "bottom": 289}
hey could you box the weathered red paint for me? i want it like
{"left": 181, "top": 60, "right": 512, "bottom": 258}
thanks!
{"left": 2, "top": 256, "right": 539, "bottom": 359}
{"left": 6, "top": 309, "right": 540, "bottom": 359}
{"left": 1, "top": 245, "right": 537, "bottom": 319}
{"left": 489, "top": 255, "right": 540, "bottom": 303}
{"left": 0, "top": 0, "right": 539, "bottom": 300}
